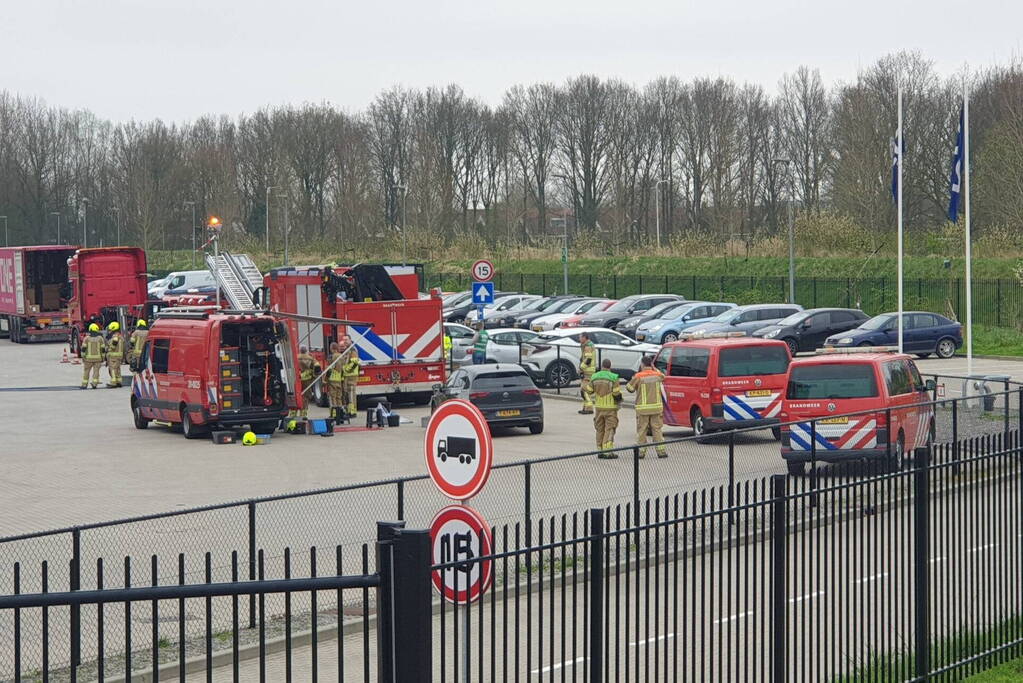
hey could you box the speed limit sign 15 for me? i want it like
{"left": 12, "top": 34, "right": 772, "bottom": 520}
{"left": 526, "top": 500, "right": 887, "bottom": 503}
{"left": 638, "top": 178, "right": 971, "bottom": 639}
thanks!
{"left": 471, "top": 259, "right": 495, "bottom": 282}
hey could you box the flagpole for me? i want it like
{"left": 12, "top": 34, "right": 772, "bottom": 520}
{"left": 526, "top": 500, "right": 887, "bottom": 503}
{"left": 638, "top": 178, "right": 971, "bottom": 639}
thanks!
{"left": 897, "top": 88, "right": 904, "bottom": 354}
{"left": 964, "top": 81, "right": 973, "bottom": 375}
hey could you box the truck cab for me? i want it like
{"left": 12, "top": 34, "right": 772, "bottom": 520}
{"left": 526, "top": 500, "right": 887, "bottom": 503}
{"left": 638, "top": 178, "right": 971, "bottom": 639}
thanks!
{"left": 654, "top": 334, "right": 792, "bottom": 438}
{"left": 779, "top": 348, "right": 936, "bottom": 474}
{"left": 66, "top": 247, "right": 149, "bottom": 353}
{"left": 131, "top": 308, "right": 299, "bottom": 438}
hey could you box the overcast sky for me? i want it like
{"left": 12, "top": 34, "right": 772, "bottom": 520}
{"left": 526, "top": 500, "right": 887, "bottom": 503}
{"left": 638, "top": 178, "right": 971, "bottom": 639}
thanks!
{"left": 2, "top": 0, "right": 1019, "bottom": 122}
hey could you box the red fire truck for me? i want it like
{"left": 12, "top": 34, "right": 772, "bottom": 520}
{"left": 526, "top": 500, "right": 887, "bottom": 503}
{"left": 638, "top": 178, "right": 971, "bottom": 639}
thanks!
{"left": 265, "top": 263, "right": 445, "bottom": 406}
{"left": 66, "top": 247, "right": 150, "bottom": 354}
{"left": 0, "top": 245, "right": 79, "bottom": 343}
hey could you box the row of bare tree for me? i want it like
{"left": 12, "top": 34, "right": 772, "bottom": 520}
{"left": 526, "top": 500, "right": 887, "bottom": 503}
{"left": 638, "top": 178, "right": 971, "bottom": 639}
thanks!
{"left": 1, "top": 51, "right": 1021, "bottom": 252}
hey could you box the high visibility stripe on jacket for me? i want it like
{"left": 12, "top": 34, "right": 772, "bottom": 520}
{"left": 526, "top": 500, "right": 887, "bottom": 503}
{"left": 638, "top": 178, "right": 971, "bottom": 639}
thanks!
{"left": 83, "top": 334, "right": 106, "bottom": 362}
{"left": 130, "top": 330, "right": 148, "bottom": 356}
{"left": 328, "top": 353, "right": 344, "bottom": 382}
{"left": 579, "top": 341, "right": 596, "bottom": 377}
{"left": 585, "top": 369, "right": 621, "bottom": 411}
{"left": 473, "top": 330, "right": 489, "bottom": 353}
{"left": 297, "top": 354, "right": 319, "bottom": 381}
{"left": 626, "top": 368, "right": 664, "bottom": 415}
{"left": 106, "top": 334, "right": 124, "bottom": 360}
{"left": 443, "top": 335, "right": 452, "bottom": 359}
{"left": 342, "top": 355, "right": 361, "bottom": 379}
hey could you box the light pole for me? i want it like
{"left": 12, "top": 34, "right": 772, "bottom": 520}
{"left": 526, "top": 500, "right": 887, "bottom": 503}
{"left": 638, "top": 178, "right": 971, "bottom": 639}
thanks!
{"left": 209, "top": 216, "right": 222, "bottom": 308}
{"left": 51, "top": 212, "right": 61, "bottom": 245}
{"left": 265, "top": 186, "right": 277, "bottom": 254}
{"left": 773, "top": 159, "right": 795, "bottom": 304}
{"left": 1, "top": 216, "right": 7, "bottom": 247}
{"left": 111, "top": 207, "right": 122, "bottom": 246}
{"left": 184, "top": 201, "right": 197, "bottom": 267}
{"left": 655, "top": 179, "right": 669, "bottom": 249}
{"left": 553, "top": 174, "right": 573, "bottom": 295}
{"left": 278, "top": 194, "right": 290, "bottom": 266}
{"left": 394, "top": 184, "right": 408, "bottom": 265}
{"left": 82, "top": 199, "right": 89, "bottom": 249}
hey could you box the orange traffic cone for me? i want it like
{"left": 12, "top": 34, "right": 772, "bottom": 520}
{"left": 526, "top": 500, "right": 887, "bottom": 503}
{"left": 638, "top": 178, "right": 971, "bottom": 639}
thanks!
{"left": 60, "top": 347, "right": 70, "bottom": 363}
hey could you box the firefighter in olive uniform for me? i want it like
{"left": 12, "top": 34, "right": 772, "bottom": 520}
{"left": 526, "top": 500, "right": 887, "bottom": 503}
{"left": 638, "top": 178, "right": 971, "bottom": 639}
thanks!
{"left": 326, "top": 342, "right": 345, "bottom": 421}
{"left": 295, "top": 345, "right": 321, "bottom": 418}
{"left": 105, "top": 321, "right": 125, "bottom": 387}
{"left": 342, "top": 346, "right": 361, "bottom": 417}
{"left": 626, "top": 355, "right": 667, "bottom": 458}
{"left": 585, "top": 358, "right": 622, "bottom": 457}
{"left": 129, "top": 319, "right": 148, "bottom": 371}
{"left": 80, "top": 323, "right": 106, "bottom": 389}
{"left": 578, "top": 332, "right": 597, "bottom": 414}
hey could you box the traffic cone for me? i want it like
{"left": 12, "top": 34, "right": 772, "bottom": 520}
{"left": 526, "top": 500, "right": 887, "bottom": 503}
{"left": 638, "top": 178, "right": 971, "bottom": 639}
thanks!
{"left": 60, "top": 347, "right": 70, "bottom": 363}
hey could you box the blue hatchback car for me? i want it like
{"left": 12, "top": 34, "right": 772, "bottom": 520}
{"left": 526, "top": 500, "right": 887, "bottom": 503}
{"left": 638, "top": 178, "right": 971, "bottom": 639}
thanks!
{"left": 823, "top": 311, "right": 963, "bottom": 358}
{"left": 634, "top": 301, "right": 737, "bottom": 344}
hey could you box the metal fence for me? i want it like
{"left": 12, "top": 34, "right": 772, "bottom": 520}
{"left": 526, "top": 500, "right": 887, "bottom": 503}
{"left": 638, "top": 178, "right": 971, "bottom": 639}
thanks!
{"left": 428, "top": 272, "right": 1023, "bottom": 329}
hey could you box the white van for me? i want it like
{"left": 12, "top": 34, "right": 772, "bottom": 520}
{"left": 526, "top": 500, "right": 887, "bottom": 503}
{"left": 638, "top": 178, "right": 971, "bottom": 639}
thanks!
{"left": 149, "top": 270, "right": 217, "bottom": 298}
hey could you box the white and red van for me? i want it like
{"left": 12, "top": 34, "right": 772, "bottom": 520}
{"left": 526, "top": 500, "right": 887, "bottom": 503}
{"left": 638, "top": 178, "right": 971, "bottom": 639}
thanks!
{"left": 131, "top": 308, "right": 300, "bottom": 438}
{"left": 653, "top": 334, "right": 792, "bottom": 438}
{"left": 779, "top": 348, "right": 936, "bottom": 474}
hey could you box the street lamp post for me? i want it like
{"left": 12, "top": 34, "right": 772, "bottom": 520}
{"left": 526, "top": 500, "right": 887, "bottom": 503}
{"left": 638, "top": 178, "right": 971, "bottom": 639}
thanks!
{"left": 278, "top": 194, "right": 290, "bottom": 266}
{"left": 184, "top": 201, "right": 197, "bottom": 267}
{"left": 82, "top": 199, "right": 89, "bottom": 249}
{"left": 655, "top": 179, "right": 669, "bottom": 249}
{"left": 1, "top": 216, "right": 7, "bottom": 247}
{"left": 265, "top": 186, "right": 277, "bottom": 254}
{"left": 773, "top": 159, "right": 796, "bottom": 304}
{"left": 51, "top": 212, "right": 61, "bottom": 245}
{"left": 553, "top": 174, "right": 574, "bottom": 295}
{"left": 394, "top": 184, "right": 408, "bottom": 265}
{"left": 112, "top": 207, "right": 122, "bottom": 246}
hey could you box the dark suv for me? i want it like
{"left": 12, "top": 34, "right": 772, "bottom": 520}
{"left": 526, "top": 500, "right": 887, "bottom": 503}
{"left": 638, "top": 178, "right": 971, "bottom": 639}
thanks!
{"left": 751, "top": 307, "right": 868, "bottom": 355}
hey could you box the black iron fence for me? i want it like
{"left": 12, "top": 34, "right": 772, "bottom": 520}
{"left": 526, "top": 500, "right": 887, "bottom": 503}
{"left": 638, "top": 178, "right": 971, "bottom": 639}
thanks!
{"left": 429, "top": 272, "right": 1023, "bottom": 329}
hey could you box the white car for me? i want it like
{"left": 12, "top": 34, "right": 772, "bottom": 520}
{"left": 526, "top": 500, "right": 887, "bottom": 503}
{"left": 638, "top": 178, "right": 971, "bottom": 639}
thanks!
{"left": 446, "top": 326, "right": 540, "bottom": 365}
{"left": 530, "top": 299, "right": 611, "bottom": 331}
{"left": 520, "top": 327, "right": 660, "bottom": 388}
{"left": 444, "top": 322, "right": 476, "bottom": 365}
{"left": 149, "top": 270, "right": 217, "bottom": 298}
{"left": 464, "top": 294, "right": 541, "bottom": 325}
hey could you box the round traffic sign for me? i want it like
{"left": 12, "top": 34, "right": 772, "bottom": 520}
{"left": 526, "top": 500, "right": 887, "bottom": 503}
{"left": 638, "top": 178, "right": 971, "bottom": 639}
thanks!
{"left": 471, "top": 259, "right": 495, "bottom": 282}
{"left": 430, "top": 505, "right": 493, "bottom": 604}
{"left": 425, "top": 399, "right": 493, "bottom": 500}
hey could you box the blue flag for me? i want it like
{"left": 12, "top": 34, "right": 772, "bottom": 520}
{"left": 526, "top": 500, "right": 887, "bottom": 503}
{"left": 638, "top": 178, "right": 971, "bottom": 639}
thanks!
{"left": 948, "top": 106, "right": 964, "bottom": 222}
{"left": 890, "top": 133, "right": 902, "bottom": 204}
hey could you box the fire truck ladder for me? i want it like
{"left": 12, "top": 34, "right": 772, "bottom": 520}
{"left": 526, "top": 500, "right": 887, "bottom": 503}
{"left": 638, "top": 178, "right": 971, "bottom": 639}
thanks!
{"left": 206, "top": 251, "right": 264, "bottom": 310}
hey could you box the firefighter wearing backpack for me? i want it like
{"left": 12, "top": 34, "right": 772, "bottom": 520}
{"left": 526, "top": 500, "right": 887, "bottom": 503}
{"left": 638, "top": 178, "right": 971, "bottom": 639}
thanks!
{"left": 80, "top": 323, "right": 106, "bottom": 389}
{"left": 342, "top": 347, "right": 361, "bottom": 417}
{"left": 578, "top": 332, "right": 596, "bottom": 414}
{"left": 626, "top": 355, "right": 667, "bottom": 458}
{"left": 129, "top": 319, "right": 148, "bottom": 370}
{"left": 105, "top": 321, "right": 125, "bottom": 387}
{"left": 295, "top": 345, "right": 321, "bottom": 418}
{"left": 326, "top": 342, "right": 345, "bottom": 421}
{"left": 584, "top": 358, "right": 622, "bottom": 457}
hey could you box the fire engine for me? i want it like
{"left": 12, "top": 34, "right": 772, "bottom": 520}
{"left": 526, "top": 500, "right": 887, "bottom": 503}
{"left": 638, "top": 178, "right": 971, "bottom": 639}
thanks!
{"left": 779, "top": 347, "right": 936, "bottom": 475}
{"left": 652, "top": 333, "right": 792, "bottom": 439}
{"left": 131, "top": 307, "right": 301, "bottom": 438}
{"left": 264, "top": 263, "right": 445, "bottom": 406}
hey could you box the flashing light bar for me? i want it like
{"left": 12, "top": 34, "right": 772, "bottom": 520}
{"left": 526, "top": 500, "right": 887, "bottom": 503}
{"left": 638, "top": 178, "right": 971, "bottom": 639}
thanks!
{"left": 816, "top": 346, "right": 899, "bottom": 355}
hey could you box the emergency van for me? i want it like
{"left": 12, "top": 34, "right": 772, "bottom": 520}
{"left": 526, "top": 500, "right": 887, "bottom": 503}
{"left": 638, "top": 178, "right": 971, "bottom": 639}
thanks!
{"left": 131, "top": 308, "right": 299, "bottom": 438}
{"left": 779, "top": 348, "right": 936, "bottom": 475}
{"left": 653, "top": 334, "right": 792, "bottom": 439}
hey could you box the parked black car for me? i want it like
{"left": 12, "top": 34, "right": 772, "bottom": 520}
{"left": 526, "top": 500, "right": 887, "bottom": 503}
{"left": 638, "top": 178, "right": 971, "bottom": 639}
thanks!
{"left": 431, "top": 364, "right": 544, "bottom": 433}
{"left": 751, "top": 307, "right": 869, "bottom": 355}
{"left": 510, "top": 297, "right": 585, "bottom": 329}
{"left": 578, "top": 294, "right": 683, "bottom": 330}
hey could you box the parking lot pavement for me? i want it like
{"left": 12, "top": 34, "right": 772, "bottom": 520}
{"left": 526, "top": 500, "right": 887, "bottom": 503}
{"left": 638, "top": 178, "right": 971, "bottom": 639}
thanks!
{"left": 1, "top": 342, "right": 1021, "bottom": 539}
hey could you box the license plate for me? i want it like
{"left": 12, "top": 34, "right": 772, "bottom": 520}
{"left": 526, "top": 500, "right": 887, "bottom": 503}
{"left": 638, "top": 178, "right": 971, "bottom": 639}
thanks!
{"left": 497, "top": 409, "right": 520, "bottom": 417}
{"left": 818, "top": 416, "right": 849, "bottom": 425}
{"left": 636, "top": 334, "right": 646, "bottom": 341}
{"left": 532, "top": 326, "right": 543, "bottom": 332}
{"left": 745, "top": 389, "right": 771, "bottom": 397}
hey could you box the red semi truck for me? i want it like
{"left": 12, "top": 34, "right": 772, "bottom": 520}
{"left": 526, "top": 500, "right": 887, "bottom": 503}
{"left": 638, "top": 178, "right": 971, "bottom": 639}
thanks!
{"left": 0, "top": 245, "right": 79, "bottom": 343}
{"left": 66, "top": 247, "right": 150, "bottom": 355}
{"left": 265, "top": 263, "right": 446, "bottom": 406}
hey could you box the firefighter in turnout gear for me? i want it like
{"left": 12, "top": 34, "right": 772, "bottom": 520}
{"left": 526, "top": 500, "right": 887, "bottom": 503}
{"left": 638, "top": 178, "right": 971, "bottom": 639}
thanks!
{"left": 326, "top": 342, "right": 345, "bottom": 422}
{"left": 294, "top": 345, "right": 321, "bottom": 418}
{"left": 626, "top": 355, "right": 667, "bottom": 458}
{"left": 585, "top": 358, "right": 623, "bottom": 457}
{"left": 129, "top": 319, "right": 148, "bottom": 371}
{"left": 578, "top": 332, "right": 597, "bottom": 414}
{"left": 80, "top": 323, "right": 106, "bottom": 389}
{"left": 105, "top": 321, "right": 125, "bottom": 387}
{"left": 342, "top": 346, "right": 361, "bottom": 416}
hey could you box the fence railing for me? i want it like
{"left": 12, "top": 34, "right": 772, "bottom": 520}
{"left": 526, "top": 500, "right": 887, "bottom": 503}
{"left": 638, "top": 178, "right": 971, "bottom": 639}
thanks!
{"left": 428, "top": 272, "right": 1023, "bottom": 329}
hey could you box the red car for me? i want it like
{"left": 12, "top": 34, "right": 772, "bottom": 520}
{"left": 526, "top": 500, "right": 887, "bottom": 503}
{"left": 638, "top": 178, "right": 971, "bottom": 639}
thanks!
{"left": 779, "top": 348, "right": 936, "bottom": 475}
{"left": 653, "top": 334, "right": 792, "bottom": 438}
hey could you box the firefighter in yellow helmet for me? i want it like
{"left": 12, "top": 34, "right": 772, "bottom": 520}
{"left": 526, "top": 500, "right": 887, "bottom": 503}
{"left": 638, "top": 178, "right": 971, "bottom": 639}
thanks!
{"left": 326, "top": 341, "right": 345, "bottom": 422}
{"left": 105, "top": 321, "right": 125, "bottom": 387}
{"left": 578, "top": 332, "right": 597, "bottom": 414}
{"left": 342, "top": 343, "right": 361, "bottom": 417}
{"left": 584, "top": 358, "right": 622, "bottom": 457}
{"left": 129, "top": 319, "right": 148, "bottom": 371}
{"left": 294, "top": 345, "right": 321, "bottom": 418}
{"left": 626, "top": 355, "right": 667, "bottom": 458}
{"left": 80, "top": 323, "right": 106, "bottom": 389}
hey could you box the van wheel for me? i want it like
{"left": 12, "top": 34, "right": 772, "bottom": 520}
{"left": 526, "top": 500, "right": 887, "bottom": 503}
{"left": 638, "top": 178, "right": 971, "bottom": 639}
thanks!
{"left": 182, "top": 410, "right": 207, "bottom": 439}
{"left": 890, "top": 431, "right": 906, "bottom": 471}
{"left": 132, "top": 400, "right": 149, "bottom": 430}
{"left": 936, "top": 337, "right": 957, "bottom": 359}
{"left": 691, "top": 407, "right": 712, "bottom": 443}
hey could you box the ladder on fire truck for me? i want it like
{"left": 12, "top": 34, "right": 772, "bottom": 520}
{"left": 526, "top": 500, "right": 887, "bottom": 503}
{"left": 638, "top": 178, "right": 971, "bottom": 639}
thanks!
{"left": 205, "top": 251, "right": 264, "bottom": 310}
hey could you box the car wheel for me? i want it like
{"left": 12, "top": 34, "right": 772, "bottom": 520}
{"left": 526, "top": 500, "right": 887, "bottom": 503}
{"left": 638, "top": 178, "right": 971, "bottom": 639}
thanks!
{"left": 661, "top": 331, "right": 678, "bottom": 343}
{"left": 787, "top": 461, "right": 806, "bottom": 476}
{"left": 545, "top": 360, "right": 576, "bottom": 389}
{"left": 182, "top": 409, "right": 207, "bottom": 439}
{"left": 529, "top": 420, "right": 544, "bottom": 435}
{"left": 784, "top": 338, "right": 799, "bottom": 356}
{"left": 936, "top": 337, "right": 956, "bottom": 359}
{"left": 132, "top": 399, "right": 149, "bottom": 430}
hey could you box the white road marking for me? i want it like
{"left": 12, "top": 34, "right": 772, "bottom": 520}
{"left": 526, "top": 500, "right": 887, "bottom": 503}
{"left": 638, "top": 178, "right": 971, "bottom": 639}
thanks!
{"left": 789, "top": 591, "right": 824, "bottom": 604}
{"left": 532, "top": 657, "right": 586, "bottom": 675}
{"left": 969, "top": 543, "right": 998, "bottom": 553}
{"left": 854, "top": 572, "right": 889, "bottom": 584}
{"left": 715, "top": 611, "right": 753, "bottom": 624}
{"left": 630, "top": 633, "right": 676, "bottom": 646}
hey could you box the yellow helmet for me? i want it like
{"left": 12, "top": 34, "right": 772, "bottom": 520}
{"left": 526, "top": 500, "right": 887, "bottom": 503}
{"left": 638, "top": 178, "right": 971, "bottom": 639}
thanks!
{"left": 136, "top": 319, "right": 147, "bottom": 328}
{"left": 88, "top": 323, "right": 101, "bottom": 333}
{"left": 287, "top": 419, "right": 298, "bottom": 432}
{"left": 107, "top": 321, "right": 120, "bottom": 332}
{"left": 241, "top": 431, "right": 258, "bottom": 446}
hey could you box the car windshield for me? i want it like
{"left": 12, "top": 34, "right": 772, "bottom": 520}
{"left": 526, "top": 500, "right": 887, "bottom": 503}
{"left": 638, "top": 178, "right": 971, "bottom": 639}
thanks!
{"left": 516, "top": 298, "right": 544, "bottom": 311}
{"left": 644, "top": 301, "right": 683, "bottom": 318}
{"left": 660, "top": 302, "right": 698, "bottom": 319}
{"left": 861, "top": 314, "right": 897, "bottom": 330}
{"left": 473, "top": 372, "right": 534, "bottom": 390}
{"left": 710, "top": 309, "right": 742, "bottom": 323}
{"left": 776, "top": 311, "right": 808, "bottom": 326}
{"left": 786, "top": 363, "right": 879, "bottom": 399}
{"left": 574, "top": 300, "right": 607, "bottom": 314}
{"left": 604, "top": 296, "right": 641, "bottom": 313}
{"left": 536, "top": 298, "right": 569, "bottom": 312}
{"left": 719, "top": 346, "right": 791, "bottom": 377}
{"left": 547, "top": 299, "right": 582, "bottom": 313}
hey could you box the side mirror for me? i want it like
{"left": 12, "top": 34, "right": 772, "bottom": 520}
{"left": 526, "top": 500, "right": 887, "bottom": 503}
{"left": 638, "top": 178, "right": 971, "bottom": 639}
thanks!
{"left": 800, "top": 320, "right": 812, "bottom": 329}
{"left": 925, "top": 379, "right": 936, "bottom": 392}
